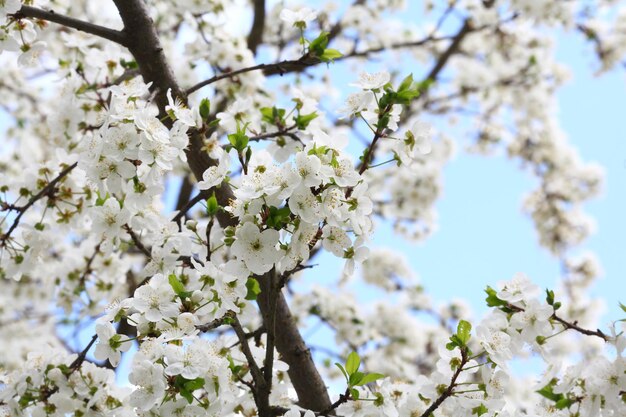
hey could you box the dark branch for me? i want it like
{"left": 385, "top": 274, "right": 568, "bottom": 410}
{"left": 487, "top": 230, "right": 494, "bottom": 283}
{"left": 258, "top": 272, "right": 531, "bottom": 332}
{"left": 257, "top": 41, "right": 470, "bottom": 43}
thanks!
{"left": 12, "top": 6, "right": 127, "bottom": 46}
{"left": 247, "top": 0, "right": 266, "bottom": 54}
{"left": 424, "top": 19, "right": 472, "bottom": 83}
{"left": 1, "top": 162, "right": 77, "bottom": 246}
{"left": 552, "top": 314, "right": 608, "bottom": 341}
{"left": 124, "top": 224, "right": 152, "bottom": 259}
{"left": 419, "top": 347, "right": 469, "bottom": 417}
{"left": 69, "top": 334, "right": 98, "bottom": 371}
{"left": 172, "top": 190, "right": 210, "bottom": 227}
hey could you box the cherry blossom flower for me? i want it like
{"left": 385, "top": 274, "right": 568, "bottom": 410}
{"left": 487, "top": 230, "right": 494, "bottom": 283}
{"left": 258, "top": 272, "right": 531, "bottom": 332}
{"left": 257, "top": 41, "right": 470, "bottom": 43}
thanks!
{"left": 132, "top": 274, "right": 179, "bottom": 322}
{"left": 231, "top": 222, "right": 281, "bottom": 274}
{"left": 350, "top": 71, "right": 391, "bottom": 90}
{"left": 279, "top": 7, "right": 318, "bottom": 29}
{"left": 93, "top": 322, "right": 131, "bottom": 366}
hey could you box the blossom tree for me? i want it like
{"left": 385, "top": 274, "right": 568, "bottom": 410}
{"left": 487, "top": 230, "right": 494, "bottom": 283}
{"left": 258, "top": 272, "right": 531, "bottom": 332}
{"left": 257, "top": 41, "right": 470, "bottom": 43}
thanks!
{"left": 0, "top": 0, "right": 624, "bottom": 416}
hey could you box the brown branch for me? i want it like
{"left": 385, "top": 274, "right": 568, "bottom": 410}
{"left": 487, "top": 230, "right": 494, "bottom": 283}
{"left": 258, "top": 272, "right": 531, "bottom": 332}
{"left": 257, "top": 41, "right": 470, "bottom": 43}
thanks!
{"left": 419, "top": 347, "right": 469, "bottom": 417}
{"left": 263, "top": 269, "right": 278, "bottom": 386}
{"left": 186, "top": 55, "right": 317, "bottom": 95}
{"left": 172, "top": 190, "right": 210, "bottom": 227}
{"left": 247, "top": 0, "right": 266, "bottom": 54}
{"left": 257, "top": 270, "right": 332, "bottom": 411}
{"left": 195, "top": 313, "right": 230, "bottom": 333}
{"left": 123, "top": 224, "right": 152, "bottom": 259}
{"left": 111, "top": 1, "right": 332, "bottom": 412}
{"left": 68, "top": 334, "right": 98, "bottom": 371}
{"left": 552, "top": 313, "right": 608, "bottom": 341}
{"left": 12, "top": 6, "right": 127, "bottom": 46}
{"left": 249, "top": 128, "right": 302, "bottom": 143}
{"left": 424, "top": 19, "right": 472, "bottom": 83}
{"left": 1, "top": 162, "right": 77, "bottom": 246}
{"left": 322, "top": 388, "right": 352, "bottom": 416}
{"left": 175, "top": 176, "right": 194, "bottom": 212}
{"left": 231, "top": 314, "right": 272, "bottom": 416}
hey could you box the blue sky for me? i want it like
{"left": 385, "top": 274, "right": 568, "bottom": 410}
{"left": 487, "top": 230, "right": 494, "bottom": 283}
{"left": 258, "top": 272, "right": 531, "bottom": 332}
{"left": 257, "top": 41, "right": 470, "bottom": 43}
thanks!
{"left": 2, "top": 0, "right": 621, "bottom": 386}
{"left": 285, "top": 2, "right": 626, "bottom": 324}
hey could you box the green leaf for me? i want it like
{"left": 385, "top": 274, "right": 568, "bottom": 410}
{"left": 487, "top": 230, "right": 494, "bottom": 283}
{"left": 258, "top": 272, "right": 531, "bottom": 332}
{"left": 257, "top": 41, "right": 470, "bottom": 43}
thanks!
{"left": 227, "top": 131, "right": 249, "bottom": 152}
{"left": 294, "top": 112, "right": 318, "bottom": 130}
{"left": 309, "top": 32, "right": 329, "bottom": 56}
{"left": 350, "top": 387, "right": 360, "bottom": 400}
{"left": 174, "top": 376, "right": 205, "bottom": 404}
{"left": 354, "top": 372, "right": 385, "bottom": 386}
{"left": 348, "top": 371, "right": 364, "bottom": 387}
{"left": 395, "top": 88, "right": 420, "bottom": 104}
{"left": 120, "top": 59, "right": 138, "bottom": 70}
{"left": 199, "top": 98, "right": 211, "bottom": 120}
{"left": 555, "top": 398, "right": 575, "bottom": 409}
{"left": 320, "top": 48, "right": 343, "bottom": 63}
{"left": 456, "top": 320, "right": 472, "bottom": 345}
{"left": 619, "top": 302, "right": 626, "bottom": 313}
{"left": 168, "top": 274, "right": 186, "bottom": 296}
{"left": 397, "top": 73, "right": 414, "bottom": 93}
{"left": 184, "top": 377, "right": 206, "bottom": 392}
{"left": 335, "top": 363, "right": 349, "bottom": 382}
{"left": 206, "top": 192, "right": 219, "bottom": 216}
{"left": 472, "top": 404, "right": 489, "bottom": 416}
{"left": 345, "top": 351, "right": 361, "bottom": 375}
{"left": 207, "top": 118, "right": 220, "bottom": 129}
{"left": 260, "top": 106, "right": 286, "bottom": 126}
{"left": 266, "top": 205, "right": 292, "bottom": 229}
{"left": 536, "top": 380, "right": 563, "bottom": 402}
{"left": 95, "top": 192, "right": 109, "bottom": 207}
{"left": 546, "top": 289, "right": 555, "bottom": 306}
{"left": 245, "top": 277, "right": 261, "bottom": 301}
{"left": 484, "top": 286, "right": 507, "bottom": 307}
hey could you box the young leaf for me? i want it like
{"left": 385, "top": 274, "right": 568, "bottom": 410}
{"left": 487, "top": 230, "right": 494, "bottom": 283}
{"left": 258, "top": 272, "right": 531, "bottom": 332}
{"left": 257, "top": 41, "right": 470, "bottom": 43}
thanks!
{"left": 485, "top": 286, "right": 507, "bottom": 307}
{"left": 294, "top": 112, "right": 318, "bottom": 130}
{"left": 168, "top": 274, "right": 186, "bottom": 296}
{"left": 345, "top": 351, "right": 361, "bottom": 375}
{"left": 397, "top": 73, "right": 414, "bottom": 93}
{"left": 206, "top": 192, "right": 219, "bottom": 216}
{"left": 456, "top": 320, "right": 472, "bottom": 345}
{"left": 320, "top": 48, "right": 343, "bottom": 63}
{"left": 354, "top": 372, "right": 385, "bottom": 386}
{"left": 199, "top": 98, "right": 211, "bottom": 120}
{"left": 245, "top": 277, "right": 261, "bottom": 300}
{"left": 348, "top": 371, "right": 364, "bottom": 387}
{"left": 309, "top": 32, "right": 329, "bottom": 56}
{"left": 350, "top": 387, "right": 360, "bottom": 400}
{"left": 335, "top": 362, "right": 349, "bottom": 382}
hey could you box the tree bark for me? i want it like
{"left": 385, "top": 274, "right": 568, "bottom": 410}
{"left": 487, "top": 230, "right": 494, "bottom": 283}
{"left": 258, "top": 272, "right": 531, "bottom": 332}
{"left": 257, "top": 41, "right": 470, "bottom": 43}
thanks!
{"left": 111, "top": 0, "right": 332, "bottom": 411}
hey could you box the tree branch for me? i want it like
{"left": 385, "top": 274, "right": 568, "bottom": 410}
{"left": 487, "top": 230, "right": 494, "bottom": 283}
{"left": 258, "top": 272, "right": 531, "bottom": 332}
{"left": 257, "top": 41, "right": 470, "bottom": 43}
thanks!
{"left": 123, "top": 224, "right": 152, "bottom": 259}
{"left": 1, "top": 162, "right": 77, "bottom": 246}
{"left": 552, "top": 313, "right": 608, "bottom": 341}
{"left": 68, "top": 334, "right": 98, "bottom": 371}
{"left": 231, "top": 314, "right": 271, "bottom": 416}
{"left": 110, "top": 1, "right": 332, "bottom": 412}
{"left": 424, "top": 19, "right": 472, "bottom": 83}
{"left": 247, "top": 0, "right": 266, "bottom": 54}
{"left": 172, "top": 189, "right": 210, "bottom": 228}
{"left": 12, "top": 6, "right": 127, "bottom": 46}
{"left": 419, "top": 347, "right": 469, "bottom": 417}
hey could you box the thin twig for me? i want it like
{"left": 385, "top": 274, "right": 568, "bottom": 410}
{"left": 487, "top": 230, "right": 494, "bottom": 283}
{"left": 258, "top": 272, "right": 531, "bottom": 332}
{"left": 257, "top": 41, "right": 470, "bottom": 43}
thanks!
{"left": 12, "top": 6, "right": 127, "bottom": 46}
{"left": 419, "top": 347, "right": 469, "bottom": 417}
{"left": 68, "top": 334, "right": 98, "bottom": 371}
{"left": 123, "top": 224, "right": 152, "bottom": 259}
{"left": 1, "top": 162, "right": 77, "bottom": 245}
